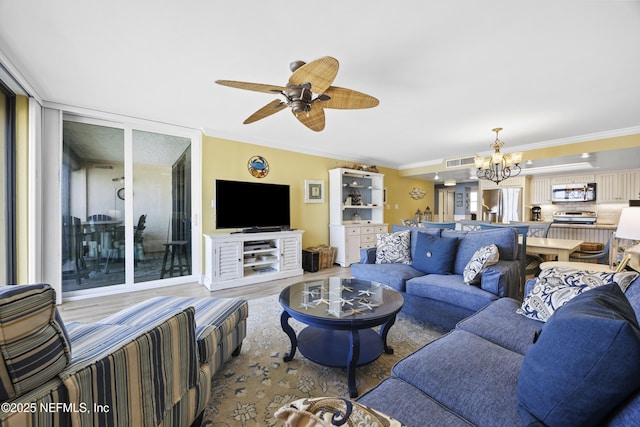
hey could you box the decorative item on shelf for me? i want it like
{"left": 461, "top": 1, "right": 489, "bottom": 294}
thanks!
{"left": 474, "top": 127, "right": 523, "bottom": 185}
{"left": 424, "top": 206, "right": 432, "bottom": 221}
{"left": 358, "top": 164, "right": 379, "bottom": 173}
{"left": 353, "top": 211, "right": 361, "bottom": 223}
{"left": 414, "top": 209, "right": 422, "bottom": 222}
{"left": 409, "top": 187, "right": 426, "bottom": 200}
{"left": 349, "top": 189, "right": 362, "bottom": 205}
{"left": 304, "top": 179, "right": 324, "bottom": 203}
{"left": 248, "top": 155, "right": 269, "bottom": 178}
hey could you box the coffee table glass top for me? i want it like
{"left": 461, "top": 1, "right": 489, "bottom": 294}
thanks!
{"left": 279, "top": 277, "right": 403, "bottom": 322}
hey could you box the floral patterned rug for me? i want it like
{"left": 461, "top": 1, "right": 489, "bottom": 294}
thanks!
{"left": 200, "top": 293, "right": 444, "bottom": 427}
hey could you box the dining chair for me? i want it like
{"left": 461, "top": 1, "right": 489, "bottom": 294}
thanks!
{"left": 420, "top": 221, "right": 456, "bottom": 229}
{"left": 459, "top": 220, "right": 491, "bottom": 231}
{"left": 509, "top": 221, "right": 552, "bottom": 238}
{"left": 62, "top": 215, "right": 87, "bottom": 285}
{"left": 570, "top": 238, "right": 611, "bottom": 265}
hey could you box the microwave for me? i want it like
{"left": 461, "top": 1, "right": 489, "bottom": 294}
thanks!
{"left": 551, "top": 183, "right": 596, "bottom": 203}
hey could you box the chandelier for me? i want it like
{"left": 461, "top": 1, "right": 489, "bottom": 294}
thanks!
{"left": 474, "top": 128, "right": 523, "bottom": 185}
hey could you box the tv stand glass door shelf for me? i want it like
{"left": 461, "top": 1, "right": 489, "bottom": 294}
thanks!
{"left": 329, "top": 168, "right": 387, "bottom": 267}
{"left": 204, "top": 230, "right": 304, "bottom": 290}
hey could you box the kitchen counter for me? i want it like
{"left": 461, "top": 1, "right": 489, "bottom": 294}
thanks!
{"left": 550, "top": 222, "right": 616, "bottom": 230}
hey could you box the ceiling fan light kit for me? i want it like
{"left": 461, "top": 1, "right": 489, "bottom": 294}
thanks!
{"left": 216, "top": 56, "right": 379, "bottom": 132}
{"left": 474, "top": 128, "right": 523, "bottom": 185}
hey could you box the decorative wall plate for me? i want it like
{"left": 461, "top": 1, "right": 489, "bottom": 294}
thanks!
{"left": 248, "top": 155, "right": 269, "bottom": 178}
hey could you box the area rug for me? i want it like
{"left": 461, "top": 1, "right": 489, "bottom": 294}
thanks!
{"left": 200, "top": 294, "right": 444, "bottom": 427}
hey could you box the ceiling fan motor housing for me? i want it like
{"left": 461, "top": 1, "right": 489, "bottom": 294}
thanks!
{"left": 285, "top": 85, "right": 314, "bottom": 114}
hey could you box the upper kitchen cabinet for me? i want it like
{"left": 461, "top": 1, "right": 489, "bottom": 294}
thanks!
{"left": 596, "top": 170, "right": 640, "bottom": 203}
{"left": 529, "top": 177, "right": 551, "bottom": 205}
{"left": 549, "top": 174, "right": 595, "bottom": 184}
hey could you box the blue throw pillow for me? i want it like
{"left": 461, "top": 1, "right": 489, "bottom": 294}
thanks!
{"left": 411, "top": 232, "right": 458, "bottom": 274}
{"left": 517, "top": 283, "right": 640, "bottom": 427}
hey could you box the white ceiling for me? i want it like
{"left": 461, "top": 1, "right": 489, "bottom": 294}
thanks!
{"left": 1, "top": 1, "right": 639, "bottom": 179}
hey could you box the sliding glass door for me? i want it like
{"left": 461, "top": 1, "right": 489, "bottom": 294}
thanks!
{"left": 61, "top": 119, "right": 125, "bottom": 291}
{"left": 132, "top": 130, "right": 191, "bottom": 283}
{"left": 61, "top": 116, "right": 195, "bottom": 294}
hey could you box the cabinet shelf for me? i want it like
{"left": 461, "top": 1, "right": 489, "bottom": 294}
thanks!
{"left": 330, "top": 168, "right": 386, "bottom": 266}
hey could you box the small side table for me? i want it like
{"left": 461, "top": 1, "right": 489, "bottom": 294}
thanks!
{"left": 160, "top": 241, "right": 191, "bottom": 278}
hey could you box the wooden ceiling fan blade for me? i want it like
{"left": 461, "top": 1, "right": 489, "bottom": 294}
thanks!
{"left": 293, "top": 107, "right": 325, "bottom": 132}
{"left": 216, "top": 80, "right": 288, "bottom": 94}
{"left": 244, "top": 100, "right": 287, "bottom": 124}
{"left": 289, "top": 56, "right": 339, "bottom": 95}
{"left": 321, "top": 86, "right": 380, "bottom": 109}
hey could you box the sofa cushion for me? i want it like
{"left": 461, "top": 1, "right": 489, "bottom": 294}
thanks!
{"left": 463, "top": 244, "right": 499, "bottom": 284}
{"left": 393, "top": 329, "right": 524, "bottom": 426}
{"left": 275, "top": 397, "right": 405, "bottom": 427}
{"left": 517, "top": 283, "right": 640, "bottom": 427}
{"left": 442, "top": 228, "right": 518, "bottom": 275}
{"left": 456, "top": 297, "right": 542, "bottom": 355}
{"left": 406, "top": 275, "right": 498, "bottom": 312}
{"left": 357, "top": 377, "right": 474, "bottom": 427}
{"left": 375, "top": 230, "right": 411, "bottom": 264}
{"left": 350, "top": 263, "right": 424, "bottom": 292}
{"left": 517, "top": 268, "right": 639, "bottom": 322}
{"left": 0, "top": 284, "right": 71, "bottom": 401}
{"left": 411, "top": 232, "right": 458, "bottom": 274}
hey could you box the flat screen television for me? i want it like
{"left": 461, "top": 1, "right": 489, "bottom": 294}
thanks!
{"left": 215, "top": 179, "right": 291, "bottom": 230}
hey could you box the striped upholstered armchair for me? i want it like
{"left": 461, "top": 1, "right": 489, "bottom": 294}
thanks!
{"left": 0, "top": 284, "right": 248, "bottom": 427}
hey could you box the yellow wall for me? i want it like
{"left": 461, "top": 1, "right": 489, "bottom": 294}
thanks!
{"left": 202, "top": 135, "right": 435, "bottom": 248}
{"left": 16, "top": 96, "right": 29, "bottom": 283}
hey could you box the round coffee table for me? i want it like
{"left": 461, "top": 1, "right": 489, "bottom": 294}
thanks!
{"left": 279, "top": 277, "right": 403, "bottom": 397}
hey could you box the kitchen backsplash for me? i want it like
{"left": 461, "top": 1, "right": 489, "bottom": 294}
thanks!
{"left": 532, "top": 202, "right": 629, "bottom": 224}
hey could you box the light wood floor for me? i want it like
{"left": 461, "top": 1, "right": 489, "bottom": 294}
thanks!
{"left": 58, "top": 266, "right": 352, "bottom": 323}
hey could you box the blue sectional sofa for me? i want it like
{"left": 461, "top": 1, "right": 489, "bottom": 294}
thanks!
{"left": 358, "top": 272, "right": 640, "bottom": 426}
{"left": 0, "top": 284, "right": 248, "bottom": 427}
{"left": 351, "top": 225, "right": 522, "bottom": 329}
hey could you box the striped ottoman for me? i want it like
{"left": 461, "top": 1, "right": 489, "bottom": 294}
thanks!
{"left": 96, "top": 296, "right": 249, "bottom": 370}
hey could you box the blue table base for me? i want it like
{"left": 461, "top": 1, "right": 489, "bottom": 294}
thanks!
{"left": 280, "top": 310, "right": 396, "bottom": 397}
{"left": 298, "top": 326, "right": 384, "bottom": 367}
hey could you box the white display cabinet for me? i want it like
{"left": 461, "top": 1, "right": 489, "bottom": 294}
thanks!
{"left": 329, "top": 168, "right": 385, "bottom": 225}
{"left": 204, "top": 230, "right": 303, "bottom": 290}
{"left": 329, "top": 168, "right": 386, "bottom": 266}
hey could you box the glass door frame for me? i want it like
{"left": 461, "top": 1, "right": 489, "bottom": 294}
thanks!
{"left": 51, "top": 107, "right": 201, "bottom": 300}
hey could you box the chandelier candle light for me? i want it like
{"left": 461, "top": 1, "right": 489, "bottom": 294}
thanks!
{"left": 475, "top": 128, "right": 523, "bottom": 185}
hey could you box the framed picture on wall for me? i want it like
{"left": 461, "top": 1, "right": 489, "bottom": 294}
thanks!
{"left": 304, "top": 180, "right": 324, "bottom": 203}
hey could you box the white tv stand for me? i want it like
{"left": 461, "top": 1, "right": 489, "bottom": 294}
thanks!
{"left": 204, "top": 230, "right": 304, "bottom": 290}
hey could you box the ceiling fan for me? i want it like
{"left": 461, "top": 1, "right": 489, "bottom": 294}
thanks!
{"left": 215, "top": 56, "right": 379, "bottom": 132}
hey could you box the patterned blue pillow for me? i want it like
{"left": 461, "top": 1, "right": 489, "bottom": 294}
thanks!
{"left": 463, "top": 244, "right": 500, "bottom": 284}
{"left": 411, "top": 232, "right": 459, "bottom": 274}
{"left": 375, "top": 231, "right": 411, "bottom": 264}
{"left": 517, "top": 267, "right": 639, "bottom": 322}
{"left": 0, "top": 284, "right": 71, "bottom": 400}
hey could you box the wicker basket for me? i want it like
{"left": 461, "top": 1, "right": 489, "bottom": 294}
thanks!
{"left": 307, "top": 245, "right": 337, "bottom": 269}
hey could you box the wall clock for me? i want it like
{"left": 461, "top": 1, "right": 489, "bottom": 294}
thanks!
{"left": 117, "top": 187, "right": 125, "bottom": 200}
{"left": 248, "top": 155, "right": 269, "bottom": 178}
